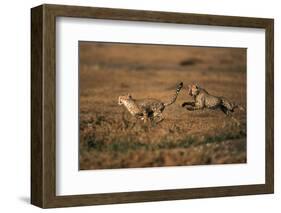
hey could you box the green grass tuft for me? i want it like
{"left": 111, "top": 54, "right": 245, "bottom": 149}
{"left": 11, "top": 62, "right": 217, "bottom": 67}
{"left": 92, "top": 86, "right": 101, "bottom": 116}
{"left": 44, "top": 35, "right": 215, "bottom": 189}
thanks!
{"left": 84, "top": 131, "right": 245, "bottom": 154}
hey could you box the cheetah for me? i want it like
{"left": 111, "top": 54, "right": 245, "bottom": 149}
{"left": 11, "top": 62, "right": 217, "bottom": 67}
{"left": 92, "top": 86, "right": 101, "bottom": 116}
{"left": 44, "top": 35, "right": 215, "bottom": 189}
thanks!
{"left": 182, "top": 84, "right": 245, "bottom": 124}
{"left": 118, "top": 82, "right": 183, "bottom": 123}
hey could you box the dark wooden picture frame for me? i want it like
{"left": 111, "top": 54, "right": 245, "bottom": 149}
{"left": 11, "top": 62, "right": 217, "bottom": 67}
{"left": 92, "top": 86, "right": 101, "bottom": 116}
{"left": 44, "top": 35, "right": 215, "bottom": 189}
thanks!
{"left": 31, "top": 4, "right": 274, "bottom": 208}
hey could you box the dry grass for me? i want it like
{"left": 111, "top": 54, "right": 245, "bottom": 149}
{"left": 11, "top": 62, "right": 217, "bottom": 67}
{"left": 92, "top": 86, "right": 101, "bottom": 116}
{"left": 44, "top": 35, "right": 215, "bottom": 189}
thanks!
{"left": 79, "top": 42, "right": 247, "bottom": 170}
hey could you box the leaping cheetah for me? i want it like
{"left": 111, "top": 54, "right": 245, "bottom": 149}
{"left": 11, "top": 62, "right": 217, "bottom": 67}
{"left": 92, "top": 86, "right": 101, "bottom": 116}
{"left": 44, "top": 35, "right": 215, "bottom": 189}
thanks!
{"left": 182, "top": 84, "right": 245, "bottom": 124}
{"left": 118, "top": 82, "right": 183, "bottom": 123}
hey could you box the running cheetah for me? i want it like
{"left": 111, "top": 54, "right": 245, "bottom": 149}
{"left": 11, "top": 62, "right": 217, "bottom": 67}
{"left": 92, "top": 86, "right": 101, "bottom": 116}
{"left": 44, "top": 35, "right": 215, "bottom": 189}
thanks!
{"left": 118, "top": 82, "right": 183, "bottom": 123}
{"left": 182, "top": 84, "right": 244, "bottom": 124}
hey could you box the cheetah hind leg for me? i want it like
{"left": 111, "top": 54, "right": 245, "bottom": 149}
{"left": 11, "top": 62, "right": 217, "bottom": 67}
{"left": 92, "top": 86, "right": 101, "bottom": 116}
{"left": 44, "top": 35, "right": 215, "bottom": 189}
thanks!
{"left": 220, "top": 106, "right": 240, "bottom": 126}
{"left": 229, "top": 116, "right": 240, "bottom": 126}
{"left": 139, "top": 112, "right": 149, "bottom": 123}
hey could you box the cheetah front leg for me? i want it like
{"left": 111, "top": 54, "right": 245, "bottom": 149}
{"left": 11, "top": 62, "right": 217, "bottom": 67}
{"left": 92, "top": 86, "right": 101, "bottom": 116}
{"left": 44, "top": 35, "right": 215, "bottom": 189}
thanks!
{"left": 185, "top": 102, "right": 204, "bottom": 111}
{"left": 182, "top": 101, "right": 195, "bottom": 108}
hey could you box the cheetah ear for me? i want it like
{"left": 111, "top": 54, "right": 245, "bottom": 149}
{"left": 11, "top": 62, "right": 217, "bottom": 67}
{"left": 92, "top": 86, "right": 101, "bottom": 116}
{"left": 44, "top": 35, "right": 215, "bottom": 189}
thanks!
{"left": 127, "top": 93, "right": 132, "bottom": 98}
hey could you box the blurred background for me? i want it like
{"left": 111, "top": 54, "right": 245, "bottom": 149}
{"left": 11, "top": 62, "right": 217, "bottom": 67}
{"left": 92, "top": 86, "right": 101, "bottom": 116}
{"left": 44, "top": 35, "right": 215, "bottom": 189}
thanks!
{"left": 79, "top": 42, "right": 246, "bottom": 170}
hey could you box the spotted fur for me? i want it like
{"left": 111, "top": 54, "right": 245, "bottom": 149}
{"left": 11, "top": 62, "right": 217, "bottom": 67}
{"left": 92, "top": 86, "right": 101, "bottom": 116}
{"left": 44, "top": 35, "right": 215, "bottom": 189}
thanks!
{"left": 118, "top": 82, "right": 183, "bottom": 123}
{"left": 182, "top": 84, "right": 244, "bottom": 118}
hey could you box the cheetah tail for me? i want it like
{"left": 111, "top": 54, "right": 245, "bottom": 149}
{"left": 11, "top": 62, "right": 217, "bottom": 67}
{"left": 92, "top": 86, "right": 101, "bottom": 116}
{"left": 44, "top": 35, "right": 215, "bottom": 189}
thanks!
{"left": 164, "top": 82, "right": 183, "bottom": 107}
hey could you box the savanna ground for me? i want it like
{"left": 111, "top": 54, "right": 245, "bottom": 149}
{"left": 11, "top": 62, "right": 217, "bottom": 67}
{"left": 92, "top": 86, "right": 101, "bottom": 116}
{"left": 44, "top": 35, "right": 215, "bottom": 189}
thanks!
{"left": 79, "top": 42, "right": 246, "bottom": 170}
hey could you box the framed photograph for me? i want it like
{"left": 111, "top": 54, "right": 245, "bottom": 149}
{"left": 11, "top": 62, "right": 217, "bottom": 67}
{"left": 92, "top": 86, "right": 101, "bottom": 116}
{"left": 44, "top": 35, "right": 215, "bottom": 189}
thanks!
{"left": 31, "top": 4, "right": 274, "bottom": 208}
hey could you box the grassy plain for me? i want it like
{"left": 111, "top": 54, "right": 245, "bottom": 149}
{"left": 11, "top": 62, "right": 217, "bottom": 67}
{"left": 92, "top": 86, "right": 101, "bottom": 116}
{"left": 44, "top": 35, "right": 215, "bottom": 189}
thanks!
{"left": 79, "top": 42, "right": 246, "bottom": 170}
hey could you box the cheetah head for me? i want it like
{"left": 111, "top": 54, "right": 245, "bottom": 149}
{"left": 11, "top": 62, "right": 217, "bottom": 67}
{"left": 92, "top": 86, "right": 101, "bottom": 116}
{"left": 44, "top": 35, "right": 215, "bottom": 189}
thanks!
{"left": 188, "top": 84, "right": 201, "bottom": 96}
{"left": 118, "top": 94, "right": 133, "bottom": 105}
